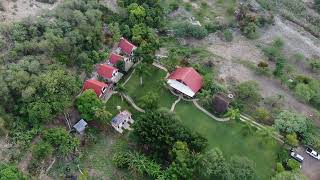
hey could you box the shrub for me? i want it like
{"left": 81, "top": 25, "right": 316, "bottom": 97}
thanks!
{"left": 175, "top": 22, "right": 208, "bottom": 39}
{"left": 294, "top": 83, "right": 315, "bottom": 102}
{"left": 276, "top": 162, "right": 285, "bottom": 173}
{"left": 310, "top": 59, "right": 320, "bottom": 72}
{"left": 254, "top": 107, "right": 271, "bottom": 123}
{"left": 223, "top": 29, "right": 233, "bottom": 42}
{"left": 258, "top": 61, "right": 268, "bottom": 68}
{"left": 286, "top": 159, "right": 300, "bottom": 170}
{"left": 112, "top": 152, "right": 129, "bottom": 168}
{"left": 285, "top": 133, "right": 299, "bottom": 147}
{"left": 242, "top": 22, "right": 258, "bottom": 39}
{"left": 33, "top": 141, "right": 53, "bottom": 160}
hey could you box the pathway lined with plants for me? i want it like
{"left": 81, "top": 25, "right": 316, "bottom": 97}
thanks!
{"left": 123, "top": 94, "right": 145, "bottom": 113}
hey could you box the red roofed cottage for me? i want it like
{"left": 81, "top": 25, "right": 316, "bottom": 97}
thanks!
{"left": 109, "top": 52, "right": 126, "bottom": 65}
{"left": 82, "top": 79, "right": 108, "bottom": 98}
{"left": 97, "top": 64, "right": 123, "bottom": 83}
{"left": 118, "top": 37, "right": 137, "bottom": 56}
{"left": 167, "top": 67, "right": 203, "bottom": 97}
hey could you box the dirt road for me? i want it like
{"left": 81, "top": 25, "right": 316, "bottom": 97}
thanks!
{"left": 297, "top": 146, "right": 320, "bottom": 180}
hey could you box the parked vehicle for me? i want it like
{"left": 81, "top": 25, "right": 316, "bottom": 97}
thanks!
{"left": 290, "top": 150, "right": 304, "bottom": 163}
{"left": 306, "top": 147, "right": 320, "bottom": 160}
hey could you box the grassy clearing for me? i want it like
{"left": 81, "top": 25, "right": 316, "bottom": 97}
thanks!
{"left": 125, "top": 65, "right": 176, "bottom": 108}
{"left": 105, "top": 95, "right": 137, "bottom": 116}
{"left": 175, "top": 101, "right": 280, "bottom": 180}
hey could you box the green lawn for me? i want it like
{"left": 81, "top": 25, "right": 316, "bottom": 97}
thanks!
{"left": 175, "top": 101, "right": 280, "bottom": 180}
{"left": 105, "top": 94, "right": 137, "bottom": 116}
{"left": 125, "top": 65, "right": 177, "bottom": 109}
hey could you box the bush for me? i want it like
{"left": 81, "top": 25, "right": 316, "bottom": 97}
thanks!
{"left": 175, "top": 22, "right": 208, "bottom": 39}
{"left": 286, "top": 159, "right": 300, "bottom": 170}
{"left": 112, "top": 152, "right": 129, "bottom": 168}
{"left": 242, "top": 22, "right": 258, "bottom": 39}
{"left": 276, "top": 162, "right": 285, "bottom": 173}
{"left": 33, "top": 141, "right": 53, "bottom": 160}
{"left": 223, "top": 29, "right": 233, "bottom": 42}
{"left": 285, "top": 133, "right": 299, "bottom": 147}
{"left": 310, "top": 59, "right": 320, "bottom": 72}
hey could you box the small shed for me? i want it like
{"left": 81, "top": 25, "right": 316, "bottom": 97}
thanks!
{"left": 73, "top": 119, "right": 88, "bottom": 134}
{"left": 212, "top": 93, "right": 233, "bottom": 114}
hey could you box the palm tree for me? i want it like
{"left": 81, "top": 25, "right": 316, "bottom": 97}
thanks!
{"left": 136, "top": 63, "right": 151, "bottom": 85}
{"left": 114, "top": 84, "right": 127, "bottom": 101}
{"left": 225, "top": 108, "right": 241, "bottom": 121}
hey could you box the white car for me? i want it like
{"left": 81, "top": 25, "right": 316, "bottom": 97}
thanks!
{"left": 306, "top": 147, "right": 320, "bottom": 160}
{"left": 290, "top": 151, "right": 304, "bottom": 163}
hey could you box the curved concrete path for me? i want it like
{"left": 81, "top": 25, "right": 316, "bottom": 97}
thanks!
{"left": 192, "top": 100, "right": 230, "bottom": 122}
{"left": 170, "top": 96, "right": 182, "bottom": 111}
{"left": 123, "top": 94, "right": 145, "bottom": 113}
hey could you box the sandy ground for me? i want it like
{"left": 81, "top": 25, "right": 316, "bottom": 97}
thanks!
{"left": 0, "top": 0, "right": 61, "bottom": 22}
{"left": 185, "top": 17, "right": 320, "bottom": 125}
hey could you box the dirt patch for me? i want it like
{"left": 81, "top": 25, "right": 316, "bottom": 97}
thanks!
{"left": 0, "top": 0, "right": 61, "bottom": 22}
{"left": 204, "top": 33, "right": 267, "bottom": 64}
{"left": 0, "top": 137, "right": 12, "bottom": 163}
{"left": 100, "top": 0, "right": 118, "bottom": 12}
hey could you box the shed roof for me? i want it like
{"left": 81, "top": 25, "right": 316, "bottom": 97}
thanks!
{"left": 118, "top": 37, "right": 136, "bottom": 54}
{"left": 168, "top": 67, "right": 203, "bottom": 94}
{"left": 73, "top": 119, "right": 87, "bottom": 134}
{"left": 82, "top": 79, "right": 108, "bottom": 97}
{"left": 97, "top": 64, "right": 118, "bottom": 79}
{"left": 111, "top": 110, "right": 132, "bottom": 126}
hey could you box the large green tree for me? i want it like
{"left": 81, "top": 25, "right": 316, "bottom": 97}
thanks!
{"left": 229, "top": 156, "right": 257, "bottom": 180}
{"left": 76, "top": 89, "right": 103, "bottom": 121}
{"left": 273, "top": 110, "right": 308, "bottom": 135}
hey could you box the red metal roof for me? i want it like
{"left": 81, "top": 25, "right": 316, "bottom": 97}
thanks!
{"left": 168, "top": 67, "right": 203, "bottom": 94}
{"left": 82, "top": 79, "right": 108, "bottom": 97}
{"left": 109, "top": 53, "right": 125, "bottom": 65}
{"left": 97, "top": 64, "right": 117, "bottom": 79}
{"left": 118, "top": 37, "right": 136, "bottom": 55}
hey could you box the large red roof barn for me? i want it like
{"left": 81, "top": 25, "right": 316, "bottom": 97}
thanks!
{"left": 167, "top": 67, "right": 203, "bottom": 97}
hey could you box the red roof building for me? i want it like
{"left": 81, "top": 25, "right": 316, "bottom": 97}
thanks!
{"left": 82, "top": 79, "right": 108, "bottom": 97}
{"left": 109, "top": 52, "right": 125, "bottom": 65}
{"left": 118, "top": 37, "right": 136, "bottom": 55}
{"left": 167, "top": 67, "right": 203, "bottom": 97}
{"left": 97, "top": 64, "right": 118, "bottom": 79}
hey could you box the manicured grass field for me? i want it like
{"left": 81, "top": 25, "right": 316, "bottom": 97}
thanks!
{"left": 125, "top": 65, "right": 177, "bottom": 108}
{"left": 175, "top": 101, "right": 280, "bottom": 180}
{"left": 105, "top": 94, "right": 137, "bottom": 116}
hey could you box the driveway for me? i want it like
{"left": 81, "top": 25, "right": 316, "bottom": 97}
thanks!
{"left": 296, "top": 146, "right": 320, "bottom": 180}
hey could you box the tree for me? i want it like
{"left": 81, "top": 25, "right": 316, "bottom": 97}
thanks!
{"left": 285, "top": 133, "right": 299, "bottom": 147}
{"left": 165, "top": 141, "right": 195, "bottom": 179}
{"left": 43, "top": 128, "right": 79, "bottom": 156}
{"left": 135, "top": 63, "right": 151, "bottom": 85}
{"left": 108, "top": 22, "right": 121, "bottom": 43}
{"left": 229, "top": 156, "right": 257, "bottom": 180}
{"left": 116, "top": 60, "right": 126, "bottom": 73}
{"left": 76, "top": 89, "right": 102, "bottom": 121}
{"left": 27, "top": 101, "right": 52, "bottom": 125}
{"left": 94, "top": 106, "right": 112, "bottom": 125}
{"left": 272, "top": 171, "right": 307, "bottom": 180}
{"left": 175, "top": 22, "right": 208, "bottom": 39}
{"left": 196, "top": 148, "right": 231, "bottom": 179}
{"left": 273, "top": 110, "right": 308, "bottom": 135}
{"left": 131, "top": 109, "right": 207, "bottom": 160}
{"left": 0, "top": 163, "right": 26, "bottom": 180}
{"left": 235, "top": 81, "right": 261, "bottom": 105}
{"left": 138, "top": 92, "right": 159, "bottom": 110}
